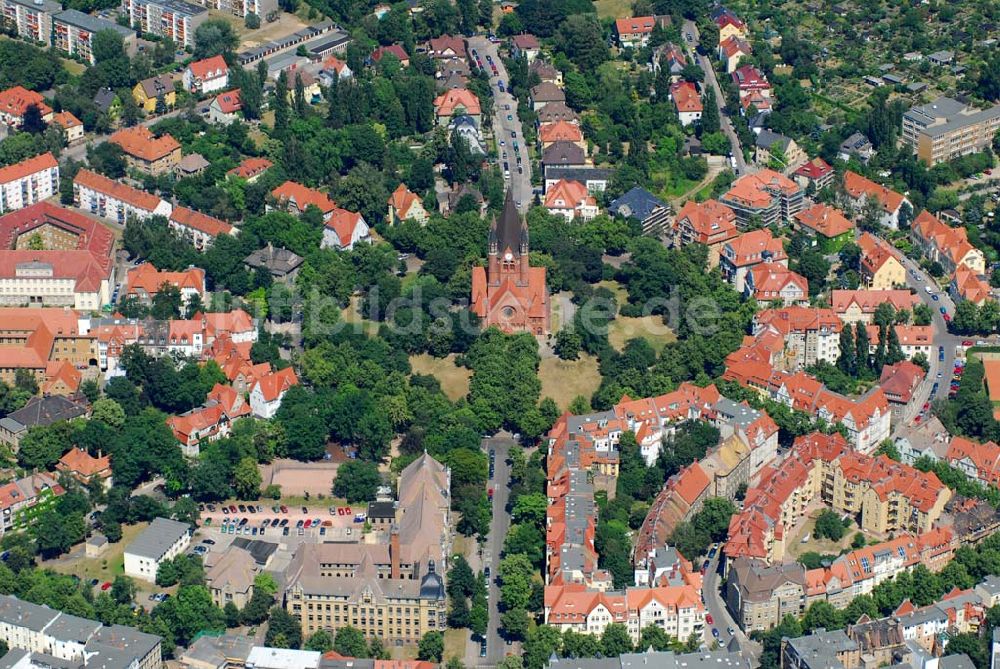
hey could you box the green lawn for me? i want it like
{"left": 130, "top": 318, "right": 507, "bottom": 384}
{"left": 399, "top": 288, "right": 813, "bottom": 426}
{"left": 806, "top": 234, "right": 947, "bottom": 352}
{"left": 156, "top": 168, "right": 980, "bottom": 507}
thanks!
{"left": 593, "top": 0, "right": 633, "bottom": 19}
{"left": 410, "top": 353, "right": 472, "bottom": 401}
{"left": 539, "top": 354, "right": 601, "bottom": 410}
{"left": 48, "top": 522, "right": 148, "bottom": 584}
{"left": 608, "top": 316, "right": 677, "bottom": 352}
{"left": 443, "top": 628, "right": 468, "bottom": 662}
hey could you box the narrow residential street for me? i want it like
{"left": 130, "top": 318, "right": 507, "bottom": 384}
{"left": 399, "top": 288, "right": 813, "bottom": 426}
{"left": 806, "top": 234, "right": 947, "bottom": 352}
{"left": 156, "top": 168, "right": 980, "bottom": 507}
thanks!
{"left": 703, "top": 551, "right": 761, "bottom": 663}
{"left": 682, "top": 20, "right": 749, "bottom": 176}
{"left": 466, "top": 37, "right": 532, "bottom": 212}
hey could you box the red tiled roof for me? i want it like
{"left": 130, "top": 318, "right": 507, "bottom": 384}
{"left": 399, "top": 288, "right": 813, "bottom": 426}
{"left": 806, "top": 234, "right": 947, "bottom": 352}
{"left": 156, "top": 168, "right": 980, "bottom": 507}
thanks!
{"left": 127, "top": 262, "right": 205, "bottom": 297}
{"left": 271, "top": 181, "right": 336, "bottom": 215}
{"left": 326, "top": 208, "right": 365, "bottom": 248}
{"left": 227, "top": 157, "right": 272, "bottom": 180}
{"left": 389, "top": 183, "right": 420, "bottom": 215}
{"left": 170, "top": 205, "right": 234, "bottom": 238}
{"left": 670, "top": 81, "right": 702, "bottom": 113}
{"left": 0, "top": 86, "right": 51, "bottom": 118}
{"left": 372, "top": 45, "right": 408, "bottom": 62}
{"left": 254, "top": 366, "right": 298, "bottom": 402}
{"left": 675, "top": 199, "right": 738, "bottom": 244}
{"left": 214, "top": 89, "right": 241, "bottom": 114}
{"left": 794, "top": 203, "right": 853, "bottom": 238}
{"left": 539, "top": 121, "right": 583, "bottom": 144}
{"left": 187, "top": 55, "right": 228, "bottom": 80}
{"left": 831, "top": 289, "right": 919, "bottom": 314}
{"left": 844, "top": 171, "right": 905, "bottom": 214}
{"left": 0, "top": 152, "right": 57, "bottom": 186}
{"left": 719, "top": 36, "right": 752, "bottom": 58}
{"left": 109, "top": 126, "right": 180, "bottom": 163}
{"left": 794, "top": 157, "right": 832, "bottom": 181}
{"left": 0, "top": 202, "right": 115, "bottom": 274}
{"left": 724, "top": 229, "right": 787, "bottom": 267}
{"left": 74, "top": 169, "right": 164, "bottom": 211}
{"left": 544, "top": 179, "right": 596, "bottom": 211}
{"left": 58, "top": 447, "right": 111, "bottom": 478}
{"left": 433, "top": 87, "right": 481, "bottom": 117}
{"left": 51, "top": 111, "right": 82, "bottom": 129}
{"left": 615, "top": 16, "right": 656, "bottom": 35}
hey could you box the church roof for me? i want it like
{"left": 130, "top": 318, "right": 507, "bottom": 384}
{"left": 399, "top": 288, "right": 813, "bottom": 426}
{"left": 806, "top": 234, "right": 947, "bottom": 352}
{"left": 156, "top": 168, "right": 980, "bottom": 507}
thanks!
{"left": 491, "top": 190, "right": 526, "bottom": 256}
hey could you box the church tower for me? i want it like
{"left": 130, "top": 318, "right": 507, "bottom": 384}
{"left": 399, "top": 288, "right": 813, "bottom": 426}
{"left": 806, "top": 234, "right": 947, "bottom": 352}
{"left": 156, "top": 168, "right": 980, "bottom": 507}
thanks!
{"left": 487, "top": 190, "right": 531, "bottom": 288}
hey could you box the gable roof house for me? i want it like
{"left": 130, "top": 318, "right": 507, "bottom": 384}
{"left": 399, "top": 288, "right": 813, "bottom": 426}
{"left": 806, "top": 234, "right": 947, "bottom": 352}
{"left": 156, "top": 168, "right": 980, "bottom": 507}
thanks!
{"left": 792, "top": 157, "right": 834, "bottom": 191}
{"left": 132, "top": 74, "right": 175, "bottom": 113}
{"left": 530, "top": 82, "right": 565, "bottom": 111}
{"left": 182, "top": 55, "right": 229, "bottom": 94}
{"left": 321, "top": 208, "right": 370, "bottom": 251}
{"left": 843, "top": 171, "right": 910, "bottom": 230}
{"left": 56, "top": 447, "right": 112, "bottom": 488}
{"left": 510, "top": 34, "right": 540, "bottom": 62}
{"left": 109, "top": 126, "right": 181, "bottom": 176}
{"left": 51, "top": 111, "right": 84, "bottom": 144}
{"left": 250, "top": 366, "right": 299, "bottom": 419}
{"left": 168, "top": 205, "right": 235, "bottom": 252}
{"left": 541, "top": 141, "right": 587, "bottom": 170}
{"left": 838, "top": 132, "right": 875, "bottom": 163}
{"left": 673, "top": 199, "right": 738, "bottom": 264}
{"left": 387, "top": 184, "right": 429, "bottom": 225}
{"left": 911, "top": 209, "right": 986, "bottom": 276}
{"left": 719, "top": 36, "right": 752, "bottom": 73}
{"left": 539, "top": 121, "right": 585, "bottom": 150}
{"left": 0, "top": 86, "right": 53, "bottom": 127}
{"left": 753, "top": 130, "right": 807, "bottom": 174}
{"left": 268, "top": 181, "right": 337, "bottom": 220}
{"left": 792, "top": 203, "right": 854, "bottom": 253}
{"left": 536, "top": 101, "right": 579, "bottom": 125}
{"left": 720, "top": 228, "right": 788, "bottom": 293}
{"left": 432, "top": 88, "right": 480, "bottom": 125}
{"left": 425, "top": 34, "right": 465, "bottom": 59}
{"left": 615, "top": 16, "right": 658, "bottom": 48}
{"left": 370, "top": 44, "right": 409, "bottom": 67}
{"left": 209, "top": 89, "right": 242, "bottom": 124}
{"left": 227, "top": 157, "right": 272, "bottom": 183}
{"left": 543, "top": 179, "right": 599, "bottom": 222}
{"left": 857, "top": 232, "right": 906, "bottom": 290}
{"left": 126, "top": 262, "right": 205, "bottom": 306}
{"left": 653, "top": 43, "right": 687, "bottom": 79}
{"left": 950, "top": 264, "right": 994, "bottom": 306}
{"left": 670, "top": 81, "right": 702, "bottom": 126}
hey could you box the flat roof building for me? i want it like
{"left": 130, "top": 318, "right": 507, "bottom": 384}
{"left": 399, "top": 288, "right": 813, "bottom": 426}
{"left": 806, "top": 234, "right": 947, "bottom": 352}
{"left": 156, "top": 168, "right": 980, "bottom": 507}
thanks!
{"left": 902, "top": 97, "right": 1000, "bottom": 166}
{"left": 124, "top": 517, "right": 191, "bottom": 582}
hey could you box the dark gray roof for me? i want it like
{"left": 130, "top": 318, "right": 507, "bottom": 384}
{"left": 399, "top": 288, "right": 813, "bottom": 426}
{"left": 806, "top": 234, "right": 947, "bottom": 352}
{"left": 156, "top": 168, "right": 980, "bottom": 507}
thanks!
{"left": 531, "top": 82, "right": 565, "bottom": 103}
{"left": 544, "top": 166, "right": 615, "bottom": 183}
{"left": 138, "top": 0, "right": 204, "bottom": 14}
{"left": 93, "top": 87, "right": 117, "bottom": 112}
{"left": 1, "top": 395, "right": 88, "bottom": 433}
{"left": 536, "top": 101, "right": 579, "bottom": 124}
{"left": 7, "top": 0, "right": 60, "bottom": 12}
{"left": 940, "top": 655, "right": 976, "bottom": 669}
{"left": 542, "top": 141, "right": 586, "bottom": 167}
{"left": 904, "top": 97, "right": 1000, "bottom": 139}
{"left": 244, "top": 245, "right": 304, "bottom": 276}
{"left": 137, "top": 74, "right": 174, "bottom": 99}
{"left": 86, "top": 624, "right": 162, "bottom": 667}
{"left": 54, "top": 9, "right": 135, "bottom": 38}
{"left": 755, "top": 128, "right": 792, "bottom": 151}
{"left": 367, "top": 500, "right": 396, "bottom": 519}
{"left": 0, "top": 595, "right": 58, "bottom": 632}
{"left": 840, "top": 132, "right": 872, "bottom": 151}
{"left": 489, "top": 190, "right": 526, "bottom": 257}
{"left": 305, "top": 32, "right": 351, "bottom": 55}
{"left": 231, "top": 537, "right": 279, "bottom": 566}
{"left": 126, "top": 517, "right": 190, "bottom": 560}
{"left": 785, "top": 630, "right": 858, "bottom": 669}
{"left": 609, "top": 186, "right": 665, "bottom": 221}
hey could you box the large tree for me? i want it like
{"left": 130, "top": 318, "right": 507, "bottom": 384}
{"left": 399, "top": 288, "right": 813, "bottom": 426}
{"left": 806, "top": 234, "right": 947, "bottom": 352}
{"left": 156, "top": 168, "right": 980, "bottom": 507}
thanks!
{"left": 194, "top": 19, "right": 238, "bottom": 58}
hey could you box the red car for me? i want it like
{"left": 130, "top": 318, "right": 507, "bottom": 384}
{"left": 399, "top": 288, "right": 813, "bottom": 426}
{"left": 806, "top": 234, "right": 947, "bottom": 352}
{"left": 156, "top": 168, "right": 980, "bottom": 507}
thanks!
{"left": 304, "top": 519, "right": 312, "bottom": 528}
{"left": 944, "top": 313, "right": 952, "bottom": 322}
{"left": 280, "top": 505, "right": 288, "bottom": 513}
{"left": 706, "top": 614, "right": 714, "bottom": 625}
{"left": 101, "top": 582, "right": 112, "bottom": 591}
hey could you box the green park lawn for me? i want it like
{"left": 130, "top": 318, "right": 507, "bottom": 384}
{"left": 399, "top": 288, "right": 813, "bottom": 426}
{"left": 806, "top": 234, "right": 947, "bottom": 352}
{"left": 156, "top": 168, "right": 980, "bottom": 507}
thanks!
{"left": 608, "top": 316, "right": 677, "bottom": 352}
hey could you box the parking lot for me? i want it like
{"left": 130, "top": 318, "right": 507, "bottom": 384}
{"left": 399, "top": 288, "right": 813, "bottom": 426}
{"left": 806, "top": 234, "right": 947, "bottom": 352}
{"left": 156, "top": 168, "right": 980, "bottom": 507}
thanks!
{"left": 198, "top": 502, "right": 367, "bottom": 542}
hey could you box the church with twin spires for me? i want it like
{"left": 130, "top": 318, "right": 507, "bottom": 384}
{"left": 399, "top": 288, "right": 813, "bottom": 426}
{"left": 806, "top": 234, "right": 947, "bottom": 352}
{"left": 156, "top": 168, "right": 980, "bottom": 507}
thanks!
{"left": 470, "top": 192, "right": 550, "bottom": 335}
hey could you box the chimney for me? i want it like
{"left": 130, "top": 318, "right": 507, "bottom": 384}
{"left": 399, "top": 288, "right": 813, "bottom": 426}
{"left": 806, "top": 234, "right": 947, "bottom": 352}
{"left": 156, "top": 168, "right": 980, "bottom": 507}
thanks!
{"left": 390, "top": 525, "right": 400, "bottom": 579}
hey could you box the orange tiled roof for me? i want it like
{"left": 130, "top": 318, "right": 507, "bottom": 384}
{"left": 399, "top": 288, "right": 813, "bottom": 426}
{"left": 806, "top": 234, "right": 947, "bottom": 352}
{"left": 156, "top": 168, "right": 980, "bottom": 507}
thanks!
{"left": 0, "top": 86, "right": 51, "bottom": 118}
{"left": 74, "top": 169, "right": 164, "bottom": 211}
{"left": 126, "top": 262, "right": 205, "bottom": 297}
{"left": 228, "top": 157, "right": 272, "bottom": 180}
{"left": 749, "top": 264, "right": 808, "bottom": 300}
{"left": 170, "top": 206, "right": 233, "bottom": 238}
{"left": 389, "top": 183, "right": 420, "bottom": 215}
{"left": 187, "top": 55, "right": 228, "bottom": 80}
{"left": 51, "top": 111, "right": 82, "bottom": 129}
{"left": 912, "top": 210, "right": 980, "bottom": 269}
{"left": 58, "top": 447, "right": 110, "bottom": 478}
{"left": 670, "top": 81, "right": 702, "bottom": 113}
{"left": 675, "top": 199, "right": 737, "bottom": 244}
{"left": 794, "top": 203, "right": 853, "bottom": 238}
{"left": 615, "top": 16, "right": 656, "bottom": 35}
{"left": 544, "top": 179, "right": 596, "bottom": 210}
{"left": 326, "top": 208, "right": 365, "bottom": 248}
{"left": 109, "top": 126, "right": 180, "bottom": 163}
{"left": 539, "top": 121, "right": 583, "bottom": 144}
{"left": 0, "top": 152, "right": 57, "bottom": 186}
{"left": 254, "top": 366, "right": 298, "bottom": 402}
{"left": 844, "top": 171, "right": 905, "bottom": 214}
{"left": 433, "top": 88, "right": 481, "bottom": 117}
{"left": 724, "top": 228, "right": 787, "bottom": 267}
{"left": 830, "top": 289, "right": 919, "bottom": 314}
{"left": 271, "top": 181, "right": 336, "bottom": 215}
{"left": 953, "top": 265, "right": 992, "bottom": 304}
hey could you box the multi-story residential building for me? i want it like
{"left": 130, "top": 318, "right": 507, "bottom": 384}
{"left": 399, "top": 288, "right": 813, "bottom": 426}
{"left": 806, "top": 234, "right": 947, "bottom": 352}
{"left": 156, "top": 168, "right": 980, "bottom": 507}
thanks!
{"left": 196, "top": 0, "right": 275, "bottom": 19}
{"left": 73, "top": 169, "right": 172, "bottom": 222}
{"left": 673, "top": 199, "right": 738, "bottom": 264}
{"left": 879, "top": 360, "right": 925, "bottom": 423}
{"left": 0, "top": 310, "right": 97, "bottom": 399}
{"left": 432, "top": 87, "right": 480, "bottom": 125}
{"left": 543, "top": 179, "right": 599, "bottom": 221}
{"left": 126, "top": 262, "right": 205, "bottom": 306}
{"left": 911, "top": 209, "right": 986, "bottom": 276}
{"left": 719, "top": 228, "right": 788, "bottom": 293}
{"left": 182, "top": 55, "right": 229, "bottom": 94}
{"left": 0, "top": 152, "right": 58, "bottom": 214}
{"left": 843, "top": 171, "right": 910, "bottom": 229}
{"left": 670, "top": 81, "right": 702, "bottom": 126}
{"left": 510, "top": 33, "right": 539, "bottom": 62}
{"left": 614, "top": 15, "right": 659, "bottom": 48}
{"left": 123, "top": 0, "right": 206, "bottom": 47}
{"left": 753, "top": 306, "right": 842, "bottom": 369}
{"left": 548, "top": 648, "right": 752, "bottom": 669}
{"left": 745, "top": 265, "right": 808, "bottom": 306}
{"left": 56, "top": 447, "right": 112, "bottom": 488}
{"left": 51, "top": 111, "right": 83, "bottom": 144}
{"left": 713, "top": 6, "right": 747, "bottom": 41}
{"left": 830, "top": 289, "right": 920, "bottom": 324}
{"left": 753, "top": 130, "right": 806, "bottom": 174}
{"left": 0, "top": 202, "right": 115, "bottom": 310}
{"left": 0, "top": 86, "right": 52, "bottom": 127}
{"left": 109, "top": 125, "right": 181, "bottom": 176}
{"left": 857, "top": 232, "right": 906, "bottom": 289}
{"left": 124, "top": 517, "right": 191, "bottom": 582}
{"left": 544, "top": 584, "right": 705, "bottom": 645}
{"left": 946, "top": 436, "right": 1000, "bottom": 488}
{"left": 387, "top": 184, "right": 428, "bottom": 226}
{"left": 730, "top": 65, "right": 772, "bottom": 111}
{"left": 791, "top": 203, "right": 854, "bottom": 253}
{"left": 168, "top": 382, "right": 250, "bottom": 457}
{"left": 2, "top": 0, "right": 59, "bottom": 45}
{"left": 169, "top": 205, "right": 235, "bottom": 251}
{"left": 539, "top": 121, "right": 585, "bottom": 150}
{"left": 902, "top": 97, "right": 1000, "bottom": 166}
{"left": 52, "top": 10, "right": 136, "bottom": 65}
{"left": 284, "top": 454, "right": 450, "bottom": 644}
{"left": 720, "top": 169, "right": 803, "bottom": 227}
{"left": 530, "top": 82, "right": 565, "bottom": 111}
{"left": 951, "top": 264, "right": 994, "bottom": 305}
{"left": 249, "top": 366, "right": 298, "bottom": 419}
{"left": 792, "top": 157, "right": 835, "bottom": 192}
{"left": 725, "top": 559, "right": 807, "bottom": 632}
{"left": 863, "top": 324, "right": 933, "bottom": 360}
{"left": 321, "top": 208, "right": 370, "bottom": 251}
{"left": 0, "top": 595, "right": 162, "bottom": 669}
{"left": 0, "top": 472, "right": 64, "bottom": 535}
{"left": 718, "top": 36, "right": 751, "bottom": 73}
{"left": 724, "top": 432, "right": 949, "bottom": 566}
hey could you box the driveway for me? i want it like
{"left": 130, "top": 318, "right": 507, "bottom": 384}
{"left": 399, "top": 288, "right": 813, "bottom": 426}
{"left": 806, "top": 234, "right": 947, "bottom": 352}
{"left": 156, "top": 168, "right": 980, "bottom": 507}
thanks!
{"left": 466, "top": 37, "right": 532, "bottom": 213}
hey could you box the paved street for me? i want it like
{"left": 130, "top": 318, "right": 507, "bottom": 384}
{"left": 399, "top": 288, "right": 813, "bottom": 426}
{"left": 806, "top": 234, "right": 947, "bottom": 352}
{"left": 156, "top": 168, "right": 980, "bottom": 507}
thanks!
{"left": 480, "top": 434, "right": 515, "bottom": 668}
{"left": 682, "top": 20, "right": 749, "bottom": 176}
{"left": 467, "top": 37, "right": 532, "bottom": 213}
{"left": 703, "top": 550, "right": 761, "bottom": 662}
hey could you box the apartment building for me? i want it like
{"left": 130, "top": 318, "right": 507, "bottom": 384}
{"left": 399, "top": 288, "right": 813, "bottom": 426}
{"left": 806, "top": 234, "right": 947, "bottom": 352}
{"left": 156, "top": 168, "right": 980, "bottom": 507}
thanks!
{"left": 124, "top": 517, "right": 191, "bottom": 582}
{"left": 911, "top": 209, "right": 986, "bottom": 276}
{"left": 0, "top": 472, "right": 64, "bottom": 535}
{"left": 249, "top": 366, "right": 298, "bottom": 418}
{"left": 791, "top": 203, "right": 854, "bottom": 253}
{"left": 0, "top": 595, "right": 161, "bottom": 669}
{"left": 125, "top": 262, "right": 205, "bottom": 306}
{"left": 544, "top": 583, "right": 705, "bottom": 644}
{"left": 843, "top": 171, "right": 910, "bottom": 229}
{"left": 951, "top": 264, "right": 994, "bottom": 305}
{"left": 746, "top": 264, "right": 808, "bottom": 306}
{"left": 857, "top": 232, "right": 906, "bottom": 289}
{"left": 2, "top": 0, "right": 59, "bottom": 45}
{"left": 196, "top": 0, "right": 275, "bottom": 18}
{"left": 719, "top": 228, "right": 788, "bottom": 293}
{"left": 0, "top": 152, "right": 58, "bottom": 214}
{"left": 902, "top": 97, "right": 1000, "bottom": 166}
{"left": 613, "top": 15, "right": 662, "bottom": 48}
{"left": 0, "top": 395, "right": 85, "bottom": 452}
{"left": 268, "top": 180, "right": 337, "bottom": 220}
{"left": 53, "top": 10, "right": 136, "bottom": 65}
{"left": 168, "top": 382, "right": 250, "bottom": 457}
{"left": 863, "top": 324, "right": 933, "bottom": 360}
{"left": 543, "top": 179, "right": 599, "bottom": 221}
{"left": 830, "top": 289, "right": 921, "bottom": 324}
{"left": 673, "top": 199, "right": 738, "bottom": 264}
{"left": 73, "top": 169, "right": 172, "bottom": 222}
{"left": 0, "top": 86, "right": 52, "bottom": 127}
{"left": 183, "top": 55, "right": 229, "bottom": 94}
{"left": 123, "top": 0, "right": 206, "bottom": 47}
{"left": 0, "top": 202, "right": 115, "bottom": 310}
{"left": 753, "top": 306, "right": 843, "bottom": 369}
{"left": 284, "top": 454, "right": 450, "bottom": 644}
{"left": 720, "top": 169, "right": 803, "bottom": 228}
{"left": 169, "top": 205, "right": 235, "bottom": 251}
{"left": 109, "top": 125, "right": 182, "bottom": 175}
